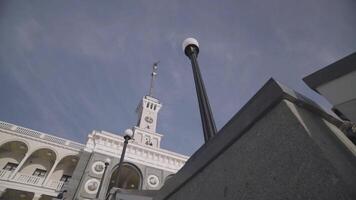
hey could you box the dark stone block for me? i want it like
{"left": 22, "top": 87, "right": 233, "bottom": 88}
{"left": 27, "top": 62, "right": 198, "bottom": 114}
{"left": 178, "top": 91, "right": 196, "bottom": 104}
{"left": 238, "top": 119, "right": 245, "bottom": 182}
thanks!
{"left": 155, "top": 79, "right": 356, "bottom": 200}
{"left": 65, "top": 150, "right": 93, "bottom": 199}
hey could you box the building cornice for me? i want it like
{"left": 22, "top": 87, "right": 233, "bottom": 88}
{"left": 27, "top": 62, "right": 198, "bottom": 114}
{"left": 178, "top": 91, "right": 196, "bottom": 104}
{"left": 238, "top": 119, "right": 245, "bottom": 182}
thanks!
{"left": 303, "top": 52, "right": 356, "bottom": 91}
{"left": 86, "top": 130, "right": 189, "bottom": 172}
{"left": 0, "top": 121, "right": 85, "bottom": 151}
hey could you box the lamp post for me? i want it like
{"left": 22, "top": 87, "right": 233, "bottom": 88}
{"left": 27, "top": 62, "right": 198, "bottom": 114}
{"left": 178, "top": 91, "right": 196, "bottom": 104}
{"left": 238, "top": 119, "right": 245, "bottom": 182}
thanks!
{"left": 182, "top": 38, "right": 217, "bottom": 142}
{"left": 104, "top": 129, "right": 133, "bottom": 200}
{"left": 96, "top": 159, "right": 110, "bottom": 199}
{"left": 117, "top": 129, "right": 133, "bottom": 171}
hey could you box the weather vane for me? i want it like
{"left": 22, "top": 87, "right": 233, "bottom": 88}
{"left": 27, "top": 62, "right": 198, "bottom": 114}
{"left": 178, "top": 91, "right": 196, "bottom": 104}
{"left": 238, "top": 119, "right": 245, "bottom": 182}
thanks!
{"left": 148, "top": 61, "right": 159, "bottom": 97}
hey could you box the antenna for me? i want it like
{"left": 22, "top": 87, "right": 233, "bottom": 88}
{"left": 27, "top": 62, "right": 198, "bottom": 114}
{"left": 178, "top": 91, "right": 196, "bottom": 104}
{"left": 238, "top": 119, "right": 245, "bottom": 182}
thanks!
{"left": 148, "top": 61, "right": 159, "bottom": 97}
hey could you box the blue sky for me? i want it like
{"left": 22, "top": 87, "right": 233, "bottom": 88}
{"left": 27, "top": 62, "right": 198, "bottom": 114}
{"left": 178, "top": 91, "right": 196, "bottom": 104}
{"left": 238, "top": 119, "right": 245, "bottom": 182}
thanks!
{"left": 0, "top": 0, "right": 355, "bottom": 156}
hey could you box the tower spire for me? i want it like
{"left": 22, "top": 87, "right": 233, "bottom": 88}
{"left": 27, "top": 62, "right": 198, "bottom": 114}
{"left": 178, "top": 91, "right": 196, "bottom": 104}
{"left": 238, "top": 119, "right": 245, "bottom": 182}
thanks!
{"left": 148, "top": 61, "right": 159, "bottom": 97}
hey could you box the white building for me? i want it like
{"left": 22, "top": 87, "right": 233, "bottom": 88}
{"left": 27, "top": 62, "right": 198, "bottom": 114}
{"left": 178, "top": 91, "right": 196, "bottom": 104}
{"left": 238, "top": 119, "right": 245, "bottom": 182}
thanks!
{"left": 0, "top": 120, "right": 84, "bottom": 199}
{"left": 0, "top": 65, "right": 189, "bottom": 200}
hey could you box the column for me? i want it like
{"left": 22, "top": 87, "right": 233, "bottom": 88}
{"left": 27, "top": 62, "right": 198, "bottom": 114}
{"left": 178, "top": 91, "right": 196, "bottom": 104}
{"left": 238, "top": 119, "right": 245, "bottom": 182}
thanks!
{"left": 0, "top": 186, "right": 7, "bottom": 198}
{"left": 32, "top": 193, "right": 42, "bottom": 200}
{"left": 43, "top": 159, "right": 60, "bottom": 186}
{"left": 9, "top": 152, "right": 31, "bottom": 179}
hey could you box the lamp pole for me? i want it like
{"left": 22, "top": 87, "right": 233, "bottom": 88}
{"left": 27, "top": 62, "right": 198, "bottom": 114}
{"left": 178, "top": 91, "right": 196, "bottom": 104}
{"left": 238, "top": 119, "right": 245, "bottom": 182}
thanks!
{"left": 182, "top": 38, "right": 217, "bottom": 142}
{"left": 114, "top": 129, "right": 133, "bottom": 186}
{"left": 105, "top": 129, "right": 133, "bottom": 200}
{"left": 117, "top": 129, "right": 133, "bottom": 173}
{"left": 96, "top": 161, "right": 110, "bottom": 199}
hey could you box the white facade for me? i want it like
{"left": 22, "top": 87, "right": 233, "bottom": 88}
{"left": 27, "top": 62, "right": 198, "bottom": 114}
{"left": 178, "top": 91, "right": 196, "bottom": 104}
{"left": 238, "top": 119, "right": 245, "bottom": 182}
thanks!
{"left": 85, "top": 130, "right": 186, "bottom": 174}
{"left": 84, "top": 95, "right": 187, "bottom": 176}
{"left": 75, "top": 95, "right": 188, "bottom": 199}
{"left": 0, "top": 121, "right": 84, "bottom": 200}
{"left": 0, "top": 96, "right": 189, "bottom": 200}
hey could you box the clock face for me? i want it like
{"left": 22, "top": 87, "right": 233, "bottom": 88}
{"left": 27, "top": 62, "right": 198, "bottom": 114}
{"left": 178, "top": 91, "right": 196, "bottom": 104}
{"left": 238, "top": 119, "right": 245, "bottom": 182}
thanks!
{"left": 145, "top": 116, "right": 153, "bottom": 124}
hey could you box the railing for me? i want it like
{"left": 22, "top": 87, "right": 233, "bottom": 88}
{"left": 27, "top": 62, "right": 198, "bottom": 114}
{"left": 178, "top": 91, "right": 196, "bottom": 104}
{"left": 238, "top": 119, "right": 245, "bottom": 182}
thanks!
{"left": 0, "top": 120, "right": 85, "bottom": 150}
{"left": 0, "top": 169, "right": 12, "bottom": 180}
{"left": 13, "top": 173, "right": 44, "bottom": 186}
{"left": 1, "top": 170, "right": 65, "bottom": 192}
{"left": 46, "top": 179, "right": 65, "bottom": 191}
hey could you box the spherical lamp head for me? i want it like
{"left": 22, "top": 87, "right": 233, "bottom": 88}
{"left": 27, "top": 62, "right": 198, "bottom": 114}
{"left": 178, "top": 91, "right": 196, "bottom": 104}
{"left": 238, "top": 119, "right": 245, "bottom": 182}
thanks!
{"left": 182, "top": 37, "right": 199, "bottom": 56}
{"left": 124, "top": 128, "right": 134, "bottom": 139}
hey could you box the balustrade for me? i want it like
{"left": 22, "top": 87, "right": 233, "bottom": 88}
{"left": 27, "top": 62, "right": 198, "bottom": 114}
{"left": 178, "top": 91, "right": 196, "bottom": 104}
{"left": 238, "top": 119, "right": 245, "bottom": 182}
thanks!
{"left": 0, "top": 120, "right": 85, "bottom": 150}
{"left": 0, "top": 169, "right": 12, "bottom": 180}
{"left": 13, "top": 173, "right": 44, "bottom": 186}
{"left": 1, "top": 170, "right": 66, "bottom": 193}
{"left": 46, "top": 179, "right": 65, "bottom": 191}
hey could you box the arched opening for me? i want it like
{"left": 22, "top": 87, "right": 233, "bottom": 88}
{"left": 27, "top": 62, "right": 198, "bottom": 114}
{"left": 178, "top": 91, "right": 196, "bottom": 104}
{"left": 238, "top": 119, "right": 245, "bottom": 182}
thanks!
{"left": 0, "top": 141, "right": 28, "bottom": 179}
{"left": 46, "top": 155, "right": 79, "bottom": 190}
{"left": 107, "top": 162, "right": 142, "bottom": 193}
{"left": 17, "top": 148, "right": 56, "bottom": 182}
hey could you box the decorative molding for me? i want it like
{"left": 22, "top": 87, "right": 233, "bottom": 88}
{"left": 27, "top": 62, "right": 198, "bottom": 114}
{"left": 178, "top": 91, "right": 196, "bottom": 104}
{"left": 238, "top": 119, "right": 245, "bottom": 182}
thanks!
{"left": 147, "top": 175, "right": 160, "bottom": 188}
{"left": 84, "top": 178, "right": 100, "bottom": 194}
{"left": 92, "top": 161, "right": 105, "bottom": 175}
{"left": 0, "top": 121, "right": 85, "bottom": 151}
{"left": 86, "top": 131, "right": 188, "bottom": 173}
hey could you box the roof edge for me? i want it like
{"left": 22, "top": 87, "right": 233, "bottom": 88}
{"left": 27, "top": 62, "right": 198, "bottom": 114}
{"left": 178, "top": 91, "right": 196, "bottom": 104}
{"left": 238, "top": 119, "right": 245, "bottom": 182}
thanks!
{"left": 303, "top": 52, "right": 356, "bottom": 90}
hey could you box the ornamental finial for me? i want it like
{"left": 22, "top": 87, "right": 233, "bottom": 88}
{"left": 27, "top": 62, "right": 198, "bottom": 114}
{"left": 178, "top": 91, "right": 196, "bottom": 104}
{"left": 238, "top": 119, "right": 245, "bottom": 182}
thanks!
{"left": 148, "top": 61, "right": 159, "bottom": 97}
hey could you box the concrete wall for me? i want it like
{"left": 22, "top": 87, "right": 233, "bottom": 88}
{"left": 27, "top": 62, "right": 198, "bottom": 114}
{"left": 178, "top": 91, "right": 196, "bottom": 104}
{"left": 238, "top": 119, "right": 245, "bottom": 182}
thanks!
{"left": 317, "top": 70, "right": 356, "bottom": 122}
{"left": 158, "top": 100, "right": 356, "bottom": 200}
{"left": 303, "top": 52, "right": 356, "bottom": 122}
{"left": 317, "top": 70, "right": 356, "bottom": 107}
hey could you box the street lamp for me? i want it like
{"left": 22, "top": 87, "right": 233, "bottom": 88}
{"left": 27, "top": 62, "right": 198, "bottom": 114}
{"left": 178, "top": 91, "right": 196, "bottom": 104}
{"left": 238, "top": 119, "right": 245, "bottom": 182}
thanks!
{"left": 104, "top": 129, "right": 133, "bottom": 200}
{"left": 116, "top": 129, "right": 134, "bottom": 178}
{"left": 96, "top": 158, "right": 111, "bottom": 198}
{"left": 182, "top": 38, "right": 217, "bottom": 142}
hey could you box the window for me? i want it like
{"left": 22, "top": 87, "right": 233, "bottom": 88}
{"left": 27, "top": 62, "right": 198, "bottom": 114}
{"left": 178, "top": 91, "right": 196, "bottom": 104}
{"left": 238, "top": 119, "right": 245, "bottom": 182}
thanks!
{"left": 3, "top": 162, "right": 18, "bottom": 171}
{"left": 60, "top": 175, "right": 72, "bottom": 182}
{"left": 33, "top": 169, "right": 47, "bottom": 177}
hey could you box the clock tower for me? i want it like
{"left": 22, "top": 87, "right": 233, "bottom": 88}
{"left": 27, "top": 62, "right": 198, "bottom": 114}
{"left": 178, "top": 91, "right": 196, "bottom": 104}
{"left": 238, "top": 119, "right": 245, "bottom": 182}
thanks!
{"left": 136, "top": 95, "right": 161, "bottom": 133}
{"left": 133, "top": 62, "right": 163, "bottom": 148}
